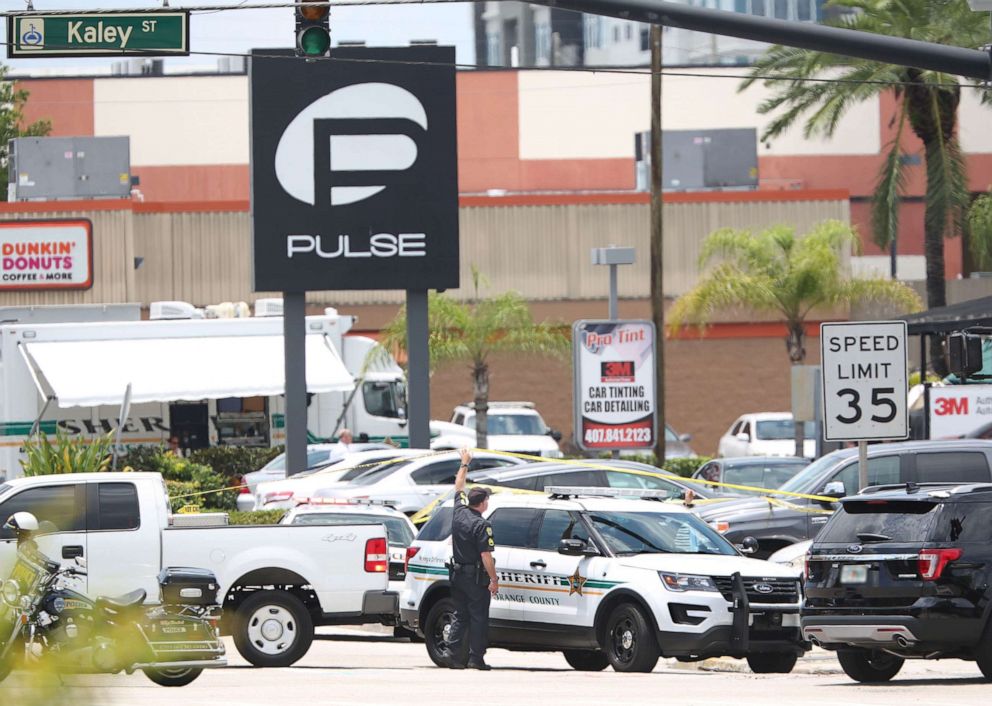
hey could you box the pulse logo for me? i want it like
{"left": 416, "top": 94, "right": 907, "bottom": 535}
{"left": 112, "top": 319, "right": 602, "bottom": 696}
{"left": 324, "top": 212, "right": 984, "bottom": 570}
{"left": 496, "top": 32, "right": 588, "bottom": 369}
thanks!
{"left": 274, "top": 82, "right": 427, "bottom": 207}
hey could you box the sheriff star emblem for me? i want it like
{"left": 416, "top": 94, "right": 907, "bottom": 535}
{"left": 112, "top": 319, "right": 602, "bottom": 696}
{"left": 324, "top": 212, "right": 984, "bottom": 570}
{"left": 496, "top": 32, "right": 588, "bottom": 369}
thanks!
{"left": 567, "top": 567, "right": 588, "bottom": 596}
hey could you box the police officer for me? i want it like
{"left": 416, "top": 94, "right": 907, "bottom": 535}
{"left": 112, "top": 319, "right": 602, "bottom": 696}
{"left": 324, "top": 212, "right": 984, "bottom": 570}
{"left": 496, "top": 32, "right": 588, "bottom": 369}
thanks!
{"left": 445, "top": 447, "right": 498, "bottom": 670}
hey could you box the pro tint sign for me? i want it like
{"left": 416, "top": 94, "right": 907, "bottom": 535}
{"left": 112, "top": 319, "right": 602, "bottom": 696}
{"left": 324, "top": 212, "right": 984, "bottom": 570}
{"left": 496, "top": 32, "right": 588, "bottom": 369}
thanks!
{"left": 250, "top": 46, "right": 459, "bottom": 292}
{"left": 0, "top": 220, "right": 93, "bottom": 290}
{"left": 573, "top": 320, "right": 657, "bottom": 451}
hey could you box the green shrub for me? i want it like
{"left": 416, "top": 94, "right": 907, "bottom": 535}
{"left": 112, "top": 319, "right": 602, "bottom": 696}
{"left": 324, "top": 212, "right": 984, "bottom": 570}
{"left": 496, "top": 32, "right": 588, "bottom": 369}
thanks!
{"left": 662, "top": 456, "right": 711, "bottom": 478}
{"left": 121, "top": 447, "right": 237, "bottom": 512}
{"left": 189, "top": 446, "right": 283, "bottom": 480}
{"left": 229, "top": 510, "right": 285, "bottom": 525}
{"left": 21, "top": 429, "right": 114, "bottom": 476}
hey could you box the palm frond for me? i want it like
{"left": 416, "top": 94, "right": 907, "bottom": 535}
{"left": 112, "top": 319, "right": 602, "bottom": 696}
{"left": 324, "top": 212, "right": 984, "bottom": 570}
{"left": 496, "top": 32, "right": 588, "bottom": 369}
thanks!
{"left": 871, "top": 103, "right": 909, "bottom": 251}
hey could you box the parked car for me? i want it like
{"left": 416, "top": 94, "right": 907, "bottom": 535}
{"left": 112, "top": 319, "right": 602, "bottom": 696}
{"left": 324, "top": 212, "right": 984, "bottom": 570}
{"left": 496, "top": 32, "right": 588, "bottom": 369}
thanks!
{"left": 431, "top": 401, "right": 563, "bottom": 458}
{"left": 402, "top": 487, "right": 807, "bottom": 673}
{"left": 468, "top": 459, "right": 716, "bottom": 500}
{"left": 717, "top": 413, "right": 815, "bottom": 459}
{"left": 692, "top": 456, "right": 809, "bottom": 497}
{"left": 695, "top": 439, "right": 992, "bottom": 557}
{"left": 238, "top": 441, "right": 394, "bottom": 509}
{"left": 305, "top": 450, "right": 526, "bottom": 513}
{"left": 0, "top": 472, "right": 394, "bottom": 668}
{"left": 664, "top": 424, "right": 697, "bottom": 458}
{"left": 250, "top": 448, "right": 421, "bottom": 510}
{"left": 767, "top": 539, "right": 811, "bottom": 576}
{"left": 803, "top": 482, "right": 992, "bottom": 683}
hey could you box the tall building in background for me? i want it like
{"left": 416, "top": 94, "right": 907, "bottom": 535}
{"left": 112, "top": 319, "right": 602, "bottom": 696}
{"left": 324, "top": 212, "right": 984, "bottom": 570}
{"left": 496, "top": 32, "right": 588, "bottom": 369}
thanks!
{"left": 476, "top": 0, "right": 826, "bottom": 67}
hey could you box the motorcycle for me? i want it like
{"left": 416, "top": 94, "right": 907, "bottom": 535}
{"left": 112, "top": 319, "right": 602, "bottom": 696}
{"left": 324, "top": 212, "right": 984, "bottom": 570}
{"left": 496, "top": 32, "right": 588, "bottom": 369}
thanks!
{"left": 0, "top": 511, "right": 226, "bottom": 686}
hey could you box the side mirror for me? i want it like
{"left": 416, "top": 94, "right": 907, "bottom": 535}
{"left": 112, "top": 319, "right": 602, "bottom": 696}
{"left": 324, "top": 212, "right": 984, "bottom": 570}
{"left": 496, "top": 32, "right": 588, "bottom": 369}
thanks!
{"left": 678, "top": 433, "right": 693, "bottom": 442}
{"left": 739, "top": 536, "right": 759, "bottom": 555}
{"left": 548, "top": 429, "right": 563, "bottom": 442}
{"left": 736, "top": 432, "right": 750, "bottom": 442}
{"left": 821, "top": 481, "right": 847, "bottom": 499}
{"left": 558, "top": 538, "right": 598, "bottom": 556}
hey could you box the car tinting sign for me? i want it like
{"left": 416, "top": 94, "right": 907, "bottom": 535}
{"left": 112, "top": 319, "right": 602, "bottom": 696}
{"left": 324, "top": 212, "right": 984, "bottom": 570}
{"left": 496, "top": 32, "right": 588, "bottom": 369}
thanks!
{"left": 820, "top": 321, "right": 908, "bottom": 441}
{"left": 573, "top": 320, "right": 657, "bottom": 451}
{"left": 250, "top": 47, "right": 459, "bottom": 292}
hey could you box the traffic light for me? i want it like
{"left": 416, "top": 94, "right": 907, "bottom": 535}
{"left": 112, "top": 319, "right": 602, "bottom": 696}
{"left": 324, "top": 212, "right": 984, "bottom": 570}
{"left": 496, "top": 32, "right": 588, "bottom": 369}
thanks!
{"left": 947, "top": 332, "right": 983, "bottom": 377}
{"left": 296, "top": 0, "right": 330, "bottom": 58}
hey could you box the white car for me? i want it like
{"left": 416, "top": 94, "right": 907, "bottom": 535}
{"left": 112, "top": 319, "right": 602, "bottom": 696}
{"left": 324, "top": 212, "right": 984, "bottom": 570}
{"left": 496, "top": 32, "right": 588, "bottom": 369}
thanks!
{"left": 432, "top": 402, "right": 563, "bottom": 458}
{"left": 237, "top": 442, "right": 394, "bottom": 510}
{"left": 400, "top": 487, "right": 807, "bottom": 673}
{"left": 281, "top": 499, "right": 417, "bottom": 592}
{"left": 252, "top": 449, "right": 421, "bottom": 510}
{"left": 717, "top": 413, "right": 815, "bottom": 459}
{"left": 306, "top": 450, "right": 526, "bottom": 514}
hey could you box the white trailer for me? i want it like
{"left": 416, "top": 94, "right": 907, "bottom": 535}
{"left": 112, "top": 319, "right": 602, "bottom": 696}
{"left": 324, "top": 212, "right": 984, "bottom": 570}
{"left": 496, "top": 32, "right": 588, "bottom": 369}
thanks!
{"left": 0, "top": 303, "right": 408, "bottom": 480}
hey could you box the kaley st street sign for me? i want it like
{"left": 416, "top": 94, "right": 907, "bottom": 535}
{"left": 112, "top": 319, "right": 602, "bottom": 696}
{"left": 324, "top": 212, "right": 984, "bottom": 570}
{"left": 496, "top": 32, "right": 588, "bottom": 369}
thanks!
{"left": 7, "top": 13, "right": 189, "bottom": 58}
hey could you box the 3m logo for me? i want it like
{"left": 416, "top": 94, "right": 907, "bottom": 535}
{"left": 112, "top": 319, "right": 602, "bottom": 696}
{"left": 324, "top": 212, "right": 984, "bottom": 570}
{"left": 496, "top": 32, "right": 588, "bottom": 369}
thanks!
{"left": 933, "top": 397, "right": 968, "bottom": 416}
{"left": 274, "top": 82, "right": 427, "bottom": 207}
{"left": 601, "top": 361, "right": 635, "bottom": 383}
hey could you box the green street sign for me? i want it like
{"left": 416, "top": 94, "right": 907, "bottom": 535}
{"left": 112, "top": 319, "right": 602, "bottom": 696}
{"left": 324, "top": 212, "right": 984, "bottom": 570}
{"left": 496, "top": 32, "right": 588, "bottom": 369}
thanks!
{"left": 7, "top": 12, "right": 190, "bottom": 58}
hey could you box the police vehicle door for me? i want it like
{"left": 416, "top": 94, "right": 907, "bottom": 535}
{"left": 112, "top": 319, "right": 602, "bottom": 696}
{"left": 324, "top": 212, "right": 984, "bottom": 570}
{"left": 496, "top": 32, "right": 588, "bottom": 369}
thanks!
{"left": 512, "top": 509, "right": 603, "bottom": 628}
{"left": 485, "top": 507, "right": 540, "bottom": 625}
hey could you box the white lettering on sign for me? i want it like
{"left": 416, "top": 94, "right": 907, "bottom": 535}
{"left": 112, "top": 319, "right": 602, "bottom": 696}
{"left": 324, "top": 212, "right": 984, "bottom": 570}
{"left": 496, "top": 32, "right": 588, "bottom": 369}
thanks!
{"left": 67, "top": 21, "right": 133, "bottom": 48}
{"left": 286, "top": 233, "right": 426, "bottom": 259}
{"left": 820, "top": 321, "right": 908, "bottom": 442}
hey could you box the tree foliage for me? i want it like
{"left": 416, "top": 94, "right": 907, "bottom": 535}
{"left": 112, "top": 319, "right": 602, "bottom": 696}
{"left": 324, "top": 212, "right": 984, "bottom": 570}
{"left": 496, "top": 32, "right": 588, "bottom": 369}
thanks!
{"left": 379, "top": 268, "right": 570, "bottom": 448}
{"left": 667, "top": 221, "right": 923, "bottom": 363}
{"left": 0, "top": 64, "right": 52, "bottom": 201}
{"left": 20, "top": 429, "right": 113, "bottom": 476}
{"left": 739, "top": 0, "right": 991, "bottom": 372}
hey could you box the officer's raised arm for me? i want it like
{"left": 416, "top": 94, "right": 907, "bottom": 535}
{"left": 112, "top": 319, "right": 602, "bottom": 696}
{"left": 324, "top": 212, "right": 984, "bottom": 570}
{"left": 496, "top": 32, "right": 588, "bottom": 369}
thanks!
{"left": 455, "top": 447, "right": 472, "bottom": 492}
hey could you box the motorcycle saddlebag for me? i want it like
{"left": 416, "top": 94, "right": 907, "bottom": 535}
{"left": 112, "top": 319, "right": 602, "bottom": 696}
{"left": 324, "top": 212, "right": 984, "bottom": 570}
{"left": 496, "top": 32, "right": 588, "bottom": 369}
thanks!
{"left": 158, "top": 567, "right": 219, "bottom": 606}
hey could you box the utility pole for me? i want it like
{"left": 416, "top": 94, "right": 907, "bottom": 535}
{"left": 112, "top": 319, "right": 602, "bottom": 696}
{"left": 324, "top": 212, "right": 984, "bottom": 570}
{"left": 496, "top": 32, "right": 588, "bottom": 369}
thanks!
{"left": 650, "top": 23, "right": 666, "bottom": 464}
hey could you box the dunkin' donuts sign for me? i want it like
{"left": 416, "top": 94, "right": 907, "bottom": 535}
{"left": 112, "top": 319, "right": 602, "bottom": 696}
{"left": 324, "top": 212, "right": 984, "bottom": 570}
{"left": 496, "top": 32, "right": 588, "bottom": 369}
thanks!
{"left": 0, "top": 219, "right": 93, "bottom": 290}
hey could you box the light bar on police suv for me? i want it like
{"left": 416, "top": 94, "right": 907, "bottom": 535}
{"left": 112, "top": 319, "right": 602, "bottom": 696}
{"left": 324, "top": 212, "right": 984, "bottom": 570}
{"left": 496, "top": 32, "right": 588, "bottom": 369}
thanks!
{"left": 295, "top": 497, "right": 399, "bottom": 508}
{"left": 545, "top": 486, "right": 674, "bottom": 500}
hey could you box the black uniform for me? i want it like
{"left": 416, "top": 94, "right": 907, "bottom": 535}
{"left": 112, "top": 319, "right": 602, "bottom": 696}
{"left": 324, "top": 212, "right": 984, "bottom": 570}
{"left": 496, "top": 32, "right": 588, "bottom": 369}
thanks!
{"left": 447, "top": 489, "right": 495, "bottom": 666}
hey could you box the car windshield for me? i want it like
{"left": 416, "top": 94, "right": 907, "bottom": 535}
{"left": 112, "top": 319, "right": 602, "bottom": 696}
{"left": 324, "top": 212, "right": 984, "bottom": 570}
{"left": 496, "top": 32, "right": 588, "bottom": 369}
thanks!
{"left": 585, "top": 511, "right": 736, "bottom": 556}
{"left": 777, "top": 451, "right": 847, "bottom": 494}
{"left": 468, "top": 413, "right": 547, "bottom": 435}
{"left": 337, "top": 456, "right": 406, "bottom": 482}
{"left": 664, "top": 426, "right": 680, "bottom": 442}
{"left": 291, "top": 512, "right": 414, "bottom": 545}
{"left": 754, "top": 420, "right": 816, "bottom": 440}
{"left": 721, "top": 460, "right": 808, "bottom": 491}
{"left": 261, "top": 449, "right": 333, "bottom": 473}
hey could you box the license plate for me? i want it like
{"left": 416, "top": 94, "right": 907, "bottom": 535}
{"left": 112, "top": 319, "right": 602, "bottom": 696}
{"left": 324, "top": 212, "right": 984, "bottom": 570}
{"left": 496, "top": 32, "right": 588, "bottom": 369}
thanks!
{"left": 840, "top": 564, "right": 868, "bottom": 584}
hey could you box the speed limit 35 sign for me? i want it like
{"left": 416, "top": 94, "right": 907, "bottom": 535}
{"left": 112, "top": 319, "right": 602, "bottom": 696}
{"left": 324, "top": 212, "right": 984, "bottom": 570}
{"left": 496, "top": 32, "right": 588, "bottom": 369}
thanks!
{"left": 820, "top": 321, "right": 909, "bottom": 442}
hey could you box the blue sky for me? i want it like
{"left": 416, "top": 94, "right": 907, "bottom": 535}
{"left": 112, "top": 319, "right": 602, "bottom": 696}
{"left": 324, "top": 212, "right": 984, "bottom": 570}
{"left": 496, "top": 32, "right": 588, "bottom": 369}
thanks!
{"left": 2, "top": 0, "right": 476, "bottom": 72}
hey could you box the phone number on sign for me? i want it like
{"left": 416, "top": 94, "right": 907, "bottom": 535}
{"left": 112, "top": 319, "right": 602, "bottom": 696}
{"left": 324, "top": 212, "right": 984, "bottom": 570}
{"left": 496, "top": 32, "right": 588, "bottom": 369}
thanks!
{"left": 584, "top": 427, "right": 652, "bottom": 444}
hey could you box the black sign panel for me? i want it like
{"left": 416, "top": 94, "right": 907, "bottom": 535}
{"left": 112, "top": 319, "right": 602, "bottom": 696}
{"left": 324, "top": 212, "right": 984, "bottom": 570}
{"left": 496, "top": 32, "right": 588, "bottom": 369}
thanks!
{"left": 250, "top": 47, "right": 459, "bottom": 292}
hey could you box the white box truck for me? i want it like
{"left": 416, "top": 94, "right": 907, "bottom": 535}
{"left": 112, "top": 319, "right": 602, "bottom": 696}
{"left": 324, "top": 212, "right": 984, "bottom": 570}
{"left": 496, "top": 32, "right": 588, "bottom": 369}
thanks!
{"left": 0, "top": 302, "right": 408, "bottom": 480}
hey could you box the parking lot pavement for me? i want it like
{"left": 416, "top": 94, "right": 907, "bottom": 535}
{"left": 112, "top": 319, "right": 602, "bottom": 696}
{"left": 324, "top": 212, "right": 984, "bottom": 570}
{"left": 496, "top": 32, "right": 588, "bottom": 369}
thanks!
{"left": 6, "top": 628, "right": 991, "bottom": 706}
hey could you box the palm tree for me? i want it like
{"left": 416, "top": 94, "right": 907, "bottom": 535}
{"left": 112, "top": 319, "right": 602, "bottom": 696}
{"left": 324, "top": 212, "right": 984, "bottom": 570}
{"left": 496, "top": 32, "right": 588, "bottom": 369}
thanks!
{"left": 667, "top": 221, "right": 922, "bottom": 364}
{"left": 739, "top": 0, "right": 991, "bottom": 373}
{"left": 379, "top": 269, "right": 569, "bottom": 449}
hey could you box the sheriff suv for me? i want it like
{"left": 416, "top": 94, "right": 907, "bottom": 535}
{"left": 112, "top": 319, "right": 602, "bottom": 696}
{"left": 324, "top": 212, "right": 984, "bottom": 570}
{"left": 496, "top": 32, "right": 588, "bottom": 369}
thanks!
{"left": 401, "top": 487, "right": 807, "bottom": 673}
{"left": 802, "top": 483, "right": 992, "bottom": 683}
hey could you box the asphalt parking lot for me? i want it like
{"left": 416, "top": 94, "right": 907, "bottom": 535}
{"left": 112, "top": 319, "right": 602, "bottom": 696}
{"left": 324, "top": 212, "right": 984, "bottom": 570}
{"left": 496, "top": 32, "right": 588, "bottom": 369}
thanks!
{"left": 7, "top": 626, "right": 992, "bottom": 706}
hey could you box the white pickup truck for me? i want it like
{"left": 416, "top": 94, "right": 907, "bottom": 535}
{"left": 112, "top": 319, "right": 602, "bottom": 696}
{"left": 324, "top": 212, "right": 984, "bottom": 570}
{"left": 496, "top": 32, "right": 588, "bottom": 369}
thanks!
{"left": 0, "top": 472, "right": 395, "bottom": 667}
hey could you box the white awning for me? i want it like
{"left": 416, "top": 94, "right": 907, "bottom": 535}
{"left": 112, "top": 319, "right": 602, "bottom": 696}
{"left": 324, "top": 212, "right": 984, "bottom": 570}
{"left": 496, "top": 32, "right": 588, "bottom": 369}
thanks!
{"left": 19, "top": 334, "right": 354, "bottom": 408}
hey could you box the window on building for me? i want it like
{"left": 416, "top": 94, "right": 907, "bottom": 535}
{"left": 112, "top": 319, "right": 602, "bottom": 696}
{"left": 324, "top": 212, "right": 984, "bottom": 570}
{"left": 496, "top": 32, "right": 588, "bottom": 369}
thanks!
{"left": 640, "top": 26, "right": 650, "bottom": 51}
{"left": 774, "top": 0, "right": 789, "bottom": 19}
{"left": 613, "top": 25, "right": 621, "bottom": 42}
{"left": 625, "top": 23, "right": 633, "bottom": 40}
{"left": 751, "top": 0, "right": 765, "bottom": 15}
{"left": 734, "top": 0, "right": 748, "bottom": 10}
{"left": 486, "top": 32, "right": 501, "bottom": 65}
{"left": 797, "top": 0, "right": 811, "bottom": 20}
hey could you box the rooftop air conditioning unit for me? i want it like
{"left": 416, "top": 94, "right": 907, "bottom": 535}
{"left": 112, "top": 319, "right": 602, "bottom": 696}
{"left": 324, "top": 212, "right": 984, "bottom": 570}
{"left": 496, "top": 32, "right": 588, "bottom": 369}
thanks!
{"left": 150, "top": 301, "right": 203, "bottom": 320}
{"left": 254, "top": 298, "right": 284, "bottom": 317}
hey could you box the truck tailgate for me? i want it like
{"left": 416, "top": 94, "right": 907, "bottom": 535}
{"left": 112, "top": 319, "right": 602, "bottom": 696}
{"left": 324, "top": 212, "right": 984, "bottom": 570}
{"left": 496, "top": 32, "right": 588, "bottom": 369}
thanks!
{"left": 161, "top": 523, "right": 389, "bottom": 615}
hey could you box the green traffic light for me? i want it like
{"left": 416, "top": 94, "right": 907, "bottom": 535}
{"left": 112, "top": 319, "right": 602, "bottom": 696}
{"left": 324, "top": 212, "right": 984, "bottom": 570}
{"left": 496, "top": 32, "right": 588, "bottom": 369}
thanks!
{"left": 299, "top": 26, "right": 330, "bottom": 56}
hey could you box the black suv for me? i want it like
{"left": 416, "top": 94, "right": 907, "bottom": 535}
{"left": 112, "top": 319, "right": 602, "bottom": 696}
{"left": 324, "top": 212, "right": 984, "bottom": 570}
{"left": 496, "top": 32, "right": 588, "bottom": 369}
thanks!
{"left": 802, "top": 483, "right": 992, "bottom": 683}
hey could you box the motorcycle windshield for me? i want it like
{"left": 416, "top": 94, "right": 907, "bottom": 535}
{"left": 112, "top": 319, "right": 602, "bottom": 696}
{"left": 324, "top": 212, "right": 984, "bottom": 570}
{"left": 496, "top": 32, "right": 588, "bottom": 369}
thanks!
{"left": 0, "top": 555, "right": 42, "bottom": 651}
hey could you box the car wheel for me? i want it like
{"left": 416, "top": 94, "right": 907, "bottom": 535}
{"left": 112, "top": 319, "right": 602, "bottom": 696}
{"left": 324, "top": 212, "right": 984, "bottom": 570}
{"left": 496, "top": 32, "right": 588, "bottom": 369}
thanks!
{"left": 233, "top": 591, "right": 314, "bottom": 668}
{"left": 424, "top": 597, "right": 467, "bottom": 667}
{"left": 975, "top": 624, "right": 992, "bottom": 679}
{"left": 563, "top": 650, "right": 610, "bottom": 671}
{"left": 837, "top": 649, "right": 904, "bottom": 683}
{"left": 603, "top": 603, "right": 659, "bottom": 673}
{"left": 746, "top": 652, "right": 798, "bottom": 674}
{"left": 142, "top": 667, "right": 203, "bottom": 687}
